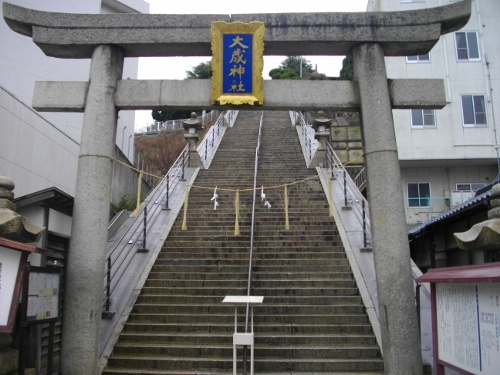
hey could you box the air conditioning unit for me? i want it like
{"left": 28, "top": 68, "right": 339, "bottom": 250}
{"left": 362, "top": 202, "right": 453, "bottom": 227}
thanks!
{"left": 450, "top": 190, "right": 474, "bottom": 207}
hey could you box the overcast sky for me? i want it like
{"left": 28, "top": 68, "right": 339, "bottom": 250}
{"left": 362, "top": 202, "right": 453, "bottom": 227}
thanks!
{"left": 135, "top": 0, "right": 369, "bottom": 129}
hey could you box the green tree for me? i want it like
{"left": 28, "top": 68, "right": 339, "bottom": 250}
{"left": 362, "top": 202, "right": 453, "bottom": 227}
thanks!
{"left": 269, "top": 67, "right": 300, "bottom": 80}
{"left": 185, "top": 60, "right": 212, "bottom": 79}
{"left": 339, "top": 56, "right": 354, "bottom": 80}
{"left": 268, "top": 56, "right": 315, "bottom": 79}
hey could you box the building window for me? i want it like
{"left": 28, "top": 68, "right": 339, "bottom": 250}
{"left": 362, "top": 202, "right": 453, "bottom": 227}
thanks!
{"left": 455, "top": 32, "right": 480, "bottom": 61}
{"left": 408, "top": 183, "right": 431, "bottom": 207}
{"left": 411, "top": 109, "right": 436, "bottom": 127}
{"left": 456, "top": 183, "right": 486, "bottom": 191}
{"left": 406, "top": 53, "right": 430, "bottom": 63}
{"left": 461, "top": 95, "right": 487, "bottom": 126}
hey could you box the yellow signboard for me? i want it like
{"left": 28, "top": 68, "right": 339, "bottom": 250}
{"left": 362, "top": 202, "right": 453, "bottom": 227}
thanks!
{"left": 211, "top": 21, "right": 265, "bottom": 106}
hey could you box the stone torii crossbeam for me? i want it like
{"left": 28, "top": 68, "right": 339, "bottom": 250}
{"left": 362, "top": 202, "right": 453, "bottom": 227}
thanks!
{"left": 3, "top": 1, "right": 472, "bottom": 374}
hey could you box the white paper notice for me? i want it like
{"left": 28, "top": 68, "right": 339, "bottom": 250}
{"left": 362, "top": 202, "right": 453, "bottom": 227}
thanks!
{"left": 0, "top": 248, "right": 22, "bottom": 326}
{"left": 436, "top": 282, "right": 500, "bottom": 375}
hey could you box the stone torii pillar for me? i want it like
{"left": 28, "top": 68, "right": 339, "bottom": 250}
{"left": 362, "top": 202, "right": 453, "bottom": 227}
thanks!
{"left": 2, "top": 1, "right": 472, "bottom": 374}
{"left": 352, "top": 43, "right": 422, "bottom": 374}
{"left": 61, "top": 45, "right": 124, "bottom": 374}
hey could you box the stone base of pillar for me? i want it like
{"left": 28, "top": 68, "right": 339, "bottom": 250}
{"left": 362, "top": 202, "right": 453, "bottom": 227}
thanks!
{"left": 308, "top": 149, "right": 326, "bottom": 168}
{"left": 189, "top": 152, "right": 204, "bottom": 169}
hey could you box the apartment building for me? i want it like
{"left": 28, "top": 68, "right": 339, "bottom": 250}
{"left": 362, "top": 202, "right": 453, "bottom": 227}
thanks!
{"left": 366, "top": 0, "right": 499, "bottom": 227}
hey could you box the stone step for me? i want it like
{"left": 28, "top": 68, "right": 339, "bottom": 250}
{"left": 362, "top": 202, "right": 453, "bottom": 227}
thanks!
{"left": 111, "top": 342, "right": 380, "bottom": 358}
{"left": 148, "top": 265, "right": 354, "bottom": 274}
{"left": 121, "top": 322, "right": 374, "bottom": 335}
{"left": 106, "top": 354, "right": 383, "bottom": 372}
{"left": 158, "top": 251, "right": 346, "bottom": 259}
{"left": 144, "top": 279, "right": 357, "bottom": 288}
{"left": 127, "top": 313, "right": 370, "bottom": 325}
{"left": 135, "top": 295, "right": 363, "bottom": 305}
{"left": 131, "top": 303, "right": 366, "bottom": 315}
{"left": 104, "top": 111, "right": 381, "bottom": 374}
{"left": 150, "top": 258, "right": 351, "bottom": 266}
{"left": 103, "top": 370, "right": 382, "bottom": 375}
{"left": 115, "top": 332, "right": 378, "bottom": 347}
{"left": 147, "top": 271, "right": 355, "bottom": 280}
{"left": 140, "top": 286, "right": 360, "bottom": 297}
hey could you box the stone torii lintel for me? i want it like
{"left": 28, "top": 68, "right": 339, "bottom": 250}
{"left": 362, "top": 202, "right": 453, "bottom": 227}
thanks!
{"left": 32, "top": 78, "right": 446, "bottom": 112}
{"left": 3, "top": 0, "right": 471, "bottom": 58}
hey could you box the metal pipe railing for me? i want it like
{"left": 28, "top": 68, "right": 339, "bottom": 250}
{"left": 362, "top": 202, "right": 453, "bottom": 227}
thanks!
{"left": 242, "top": 110, "right": 264, "bottom": 374}
{"left": 295, "top": 111, "right": 318, "bottom": 166}
{"left": 326, "top": 141, "right": 372, "bottom": 246}
{"left": 102, "top": 111, "right": 230, "bottom": 314}
{"left": 102, "top": 142, "right": 189, "bottom": 314}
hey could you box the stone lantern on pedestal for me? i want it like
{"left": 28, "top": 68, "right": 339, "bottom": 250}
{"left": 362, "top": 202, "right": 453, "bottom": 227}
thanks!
{"left": 310, "top": 111, "right": 333, "bottom": 167}
{"left": 182, "top": 112, "right": 203, "bottom": 167}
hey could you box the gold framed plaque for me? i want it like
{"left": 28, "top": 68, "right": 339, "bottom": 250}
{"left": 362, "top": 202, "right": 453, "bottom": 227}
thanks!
{"left": 211, "top": 21, "right": 265, "bottom": 106}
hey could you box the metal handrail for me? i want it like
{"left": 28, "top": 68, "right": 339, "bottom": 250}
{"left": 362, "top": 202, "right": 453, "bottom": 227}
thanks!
{"left": 197, "top": 113, "right": 223, "bottom": 167}
{"left": 102, "top": 111, "right": 229, "bottom": 314}
{"left": 326, "top": 142, "right": 372, "bottom": 246}
{"left": 242, "top": 110, "right": 264, "bottom": 374}
{"left": 293, "top": 110, "right": 371, "bottom": 247}
{"left": 354, "top": 167, "right": 367, "bottom": 191}
{"left": 295, "top": 111, "right": 318, "bottom": 166}
{"left": 102, "top": 143, "right": 189, "bottom": 313}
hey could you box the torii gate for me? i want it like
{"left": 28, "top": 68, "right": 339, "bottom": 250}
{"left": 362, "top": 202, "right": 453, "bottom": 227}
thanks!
{"left": 3, "top": 1, "right": 472, "bottom": 374}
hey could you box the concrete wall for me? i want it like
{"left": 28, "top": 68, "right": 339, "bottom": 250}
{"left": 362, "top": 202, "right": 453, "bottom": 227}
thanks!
{"left": 0, "top": 86, "right": 80, "bottom": 197}
{"left": 111, "top": 144, "right": 151, "bottom": 210}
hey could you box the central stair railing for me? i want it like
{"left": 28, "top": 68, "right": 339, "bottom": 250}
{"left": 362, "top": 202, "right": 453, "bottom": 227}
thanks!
{"left": 242, "top": 110, "right": 264, "bottom": 374}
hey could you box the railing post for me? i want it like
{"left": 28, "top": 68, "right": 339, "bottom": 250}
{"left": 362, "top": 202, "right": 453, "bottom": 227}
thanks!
{"left": 308, "top": 138, "right": 311, "bottom": 162}
{"left": 138, "top": 206, "right": 149, "bottom": 252}
{"left": 181, "top": 149, "right": 186, "bottom": 181}
{"left": 363, "top": 200, "right": 367, "bottom": 248}
{"left": 205, "top": 139, "right": 208, "bottom": 161}
{"left": 344, "top": 170, "right": 348, "bottom": 207}
{"left": 101, "top": 257, "right": 115, "bottom": 319}
{"left": 163, "top": 176, "right": 170, "bottom": 211}
{"left": 106, "top": 257, "right": 111, "bottom": 311}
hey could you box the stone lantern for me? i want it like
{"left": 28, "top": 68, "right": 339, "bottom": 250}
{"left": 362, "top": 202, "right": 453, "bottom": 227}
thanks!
{"left": 454, "top": 183, "right": 500, "bottom": 251}
{"left": 309, "top": 111, "right": 333, "bottom": 167}
{"left": 0, "top": 176, "right": 44, "bottom": 243}
{"left": 182, "top": 112, "right": 203, "bottom": 167}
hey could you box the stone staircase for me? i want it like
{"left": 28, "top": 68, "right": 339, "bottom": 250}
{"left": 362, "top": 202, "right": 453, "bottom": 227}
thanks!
{"left": 103, "top": 111, "right": 383, "bottom": 374}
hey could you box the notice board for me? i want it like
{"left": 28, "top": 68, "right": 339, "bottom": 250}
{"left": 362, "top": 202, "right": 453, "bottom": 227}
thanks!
{"left": 436, "top": 282, "right": 500, "bottom": 374}
{"left": 27, "top": 267, "right": 61, "bottom": 323}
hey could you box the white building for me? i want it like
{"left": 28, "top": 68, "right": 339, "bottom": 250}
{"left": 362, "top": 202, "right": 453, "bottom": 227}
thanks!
{"left": 366, "top": 0, "right": 499, "bottom": 227}
{"left": 0, "top": 0, "right": 148, "bottom": 199}
{"left": 0, "top": 2, "right": 148, "bottom": 371}
{"left": 0, "top": 0, "right": 149, "bottom": 249}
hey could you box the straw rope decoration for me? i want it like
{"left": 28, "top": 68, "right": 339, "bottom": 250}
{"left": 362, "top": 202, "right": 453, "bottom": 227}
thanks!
{"left": 234, "top": 190, "right": 240, "bottom": 236}
{"left": 181, "top": 185, "right": 190, "bottom": 230}
{"left": 327, "top": 172, "right": 334, "bottom": 217}
{"left": 92, "top": 153, "right": 365, "bottom": 231}
{"left": 133, "top": 171, "right": 143, "bottom": 216}
{"left": 284, "top": 184, "right": 290, "bottom": 231}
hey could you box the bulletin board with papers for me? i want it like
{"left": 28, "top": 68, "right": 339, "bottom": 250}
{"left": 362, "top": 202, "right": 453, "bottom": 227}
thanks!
{"left": 435, "top": 282, "right": 500, "bottom": 375}
{"left": 27, "top": 267, "right": 61, "bottom": 323}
